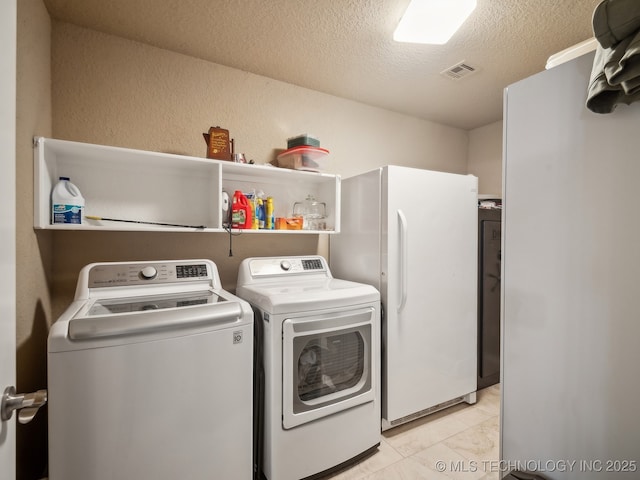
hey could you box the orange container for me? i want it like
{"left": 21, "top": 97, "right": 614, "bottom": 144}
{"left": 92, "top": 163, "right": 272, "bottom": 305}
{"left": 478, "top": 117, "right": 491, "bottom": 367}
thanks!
{"left": 275, "top": 217, "right": 303, "bottom": 230}
{"left": 286, "top": 217, "right": 303, "bottom": 230}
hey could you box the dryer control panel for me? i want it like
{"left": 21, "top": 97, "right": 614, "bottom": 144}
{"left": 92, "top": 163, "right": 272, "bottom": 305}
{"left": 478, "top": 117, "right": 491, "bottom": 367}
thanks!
{"left": 245, "top": 256, "right": 329, "bottom": 278}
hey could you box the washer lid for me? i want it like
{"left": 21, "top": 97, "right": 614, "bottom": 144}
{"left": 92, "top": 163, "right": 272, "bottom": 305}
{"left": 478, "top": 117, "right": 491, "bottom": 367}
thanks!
{"left": 84, "top": 290, "right": 224, "bottom": 316}
{"left": 237, "top": 277, "right": 379, "bottom": 314}
{"left": 49, "top": 288, "right": 253, "bottom": 352}
{"left": 66, "top": 299, "right": 244, "bottom": 341}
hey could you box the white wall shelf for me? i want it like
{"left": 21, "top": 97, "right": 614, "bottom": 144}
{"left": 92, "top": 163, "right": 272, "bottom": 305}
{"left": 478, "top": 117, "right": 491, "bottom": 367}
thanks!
{"left": 34, "top": 137, "right": 341, "bottom": 234}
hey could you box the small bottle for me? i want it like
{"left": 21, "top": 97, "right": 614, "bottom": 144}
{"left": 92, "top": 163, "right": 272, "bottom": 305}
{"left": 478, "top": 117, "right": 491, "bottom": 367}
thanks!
{"left": 248, "top": 192, "right": 259, "bottom": 230}
{"left": 266, "top": 197, "right": 274, "bottom": 230}
{"left": 257, "top": 198, "right": 265, "bottom": 229}
{"left": 250, "top": 199, "right": 257, "bottom": 229}
{"left": 51, "top": 176, "right": 84, "bottom": 224}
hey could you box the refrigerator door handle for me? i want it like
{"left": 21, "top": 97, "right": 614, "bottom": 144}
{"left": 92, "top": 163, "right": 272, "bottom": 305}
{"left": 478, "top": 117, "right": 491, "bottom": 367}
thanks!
{"left": 397, "top": 209, "right": 408, "bottom": 313}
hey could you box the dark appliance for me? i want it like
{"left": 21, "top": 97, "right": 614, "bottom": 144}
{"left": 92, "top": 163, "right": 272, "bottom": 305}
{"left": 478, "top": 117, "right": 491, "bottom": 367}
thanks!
{"left": 477, "top": 203, "right": 501, "bottom": 389}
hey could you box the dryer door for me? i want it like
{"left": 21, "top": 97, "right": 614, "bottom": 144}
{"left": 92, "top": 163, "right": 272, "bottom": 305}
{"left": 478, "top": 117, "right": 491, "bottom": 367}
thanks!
{"left": 282, "top": 307, "right": 375, "bottom": 429}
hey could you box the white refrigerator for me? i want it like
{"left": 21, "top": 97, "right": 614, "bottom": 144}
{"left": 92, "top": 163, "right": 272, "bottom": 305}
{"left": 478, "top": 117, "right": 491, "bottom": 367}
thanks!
{"left": 502, "top": 51, "right": 640, "bottom": 478}
{"left": 330, "top": 165, "right": 478, "bottom": 430}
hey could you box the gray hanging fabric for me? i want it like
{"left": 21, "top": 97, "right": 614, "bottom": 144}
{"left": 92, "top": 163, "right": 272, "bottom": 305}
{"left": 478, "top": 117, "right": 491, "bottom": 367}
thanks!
{"left": 587, "top": 0, "right": 640, "bottom": 113}
{"left": 593, "top": 0, "right": 640, "bottom": 48}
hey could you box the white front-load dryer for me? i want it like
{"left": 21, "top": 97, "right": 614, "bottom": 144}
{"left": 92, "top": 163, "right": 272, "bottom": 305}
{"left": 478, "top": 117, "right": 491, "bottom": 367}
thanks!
{"left": 48, "top": 259, "right": 254, "bottom": 480}
{"left": 236, "top": 256, "right": 381, "bottom": 480}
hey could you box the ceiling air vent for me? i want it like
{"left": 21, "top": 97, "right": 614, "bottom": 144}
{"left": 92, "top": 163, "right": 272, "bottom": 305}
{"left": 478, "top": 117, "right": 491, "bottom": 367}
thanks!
{"left": 441, "top": 61, "right": 477, "bottom": 80}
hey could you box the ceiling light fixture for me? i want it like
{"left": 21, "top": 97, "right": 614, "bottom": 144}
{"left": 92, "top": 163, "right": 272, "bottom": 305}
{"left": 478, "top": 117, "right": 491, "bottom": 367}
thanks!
{"left": 393, "top": 0, "right": 477, "bottom": 45}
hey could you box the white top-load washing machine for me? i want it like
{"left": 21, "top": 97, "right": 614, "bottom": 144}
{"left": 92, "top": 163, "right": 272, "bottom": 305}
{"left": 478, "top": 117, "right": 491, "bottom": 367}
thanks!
{"left": 236, "top": 255, "right": 381, "bottom": 480}
{"left": 48, "top": 259, "right": 254, "bottom": 480}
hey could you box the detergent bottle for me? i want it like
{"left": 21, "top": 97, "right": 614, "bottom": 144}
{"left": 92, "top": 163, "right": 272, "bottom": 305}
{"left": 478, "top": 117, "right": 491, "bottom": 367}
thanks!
{"left": 231, "top": 190, "right": 251, "bottom": 229}
{"left": 51, "top": 176, "right": 84, "bottom": 224}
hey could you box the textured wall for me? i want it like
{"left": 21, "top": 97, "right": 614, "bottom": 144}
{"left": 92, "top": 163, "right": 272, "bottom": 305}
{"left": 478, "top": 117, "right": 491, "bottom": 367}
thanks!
{"left": 16, "top": 1, "right": 52, "bottom": 478}
{"left": 468, "top": 120, "right": 503, "bottom": 196}
{"left": 51, "top": 22, "right": 470, "bottom": 179}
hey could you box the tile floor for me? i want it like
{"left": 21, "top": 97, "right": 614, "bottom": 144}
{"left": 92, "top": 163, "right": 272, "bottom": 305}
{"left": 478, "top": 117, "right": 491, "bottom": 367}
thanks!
{"left": 324, "top": 384, "right": 501, "bottom": 480}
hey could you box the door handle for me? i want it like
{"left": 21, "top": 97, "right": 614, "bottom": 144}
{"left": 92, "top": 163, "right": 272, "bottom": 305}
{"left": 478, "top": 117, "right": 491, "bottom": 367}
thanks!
{"left": 397, "top": 209, "right": 408, "bottom": 313}
{"left": 1, "top": 386, "right": 47, "bottom": 424}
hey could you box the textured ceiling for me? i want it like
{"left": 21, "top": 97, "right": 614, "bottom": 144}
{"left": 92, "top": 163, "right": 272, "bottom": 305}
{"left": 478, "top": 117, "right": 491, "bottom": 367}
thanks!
{"left": 43, "top": 0, "right": 602, "bottom": 130}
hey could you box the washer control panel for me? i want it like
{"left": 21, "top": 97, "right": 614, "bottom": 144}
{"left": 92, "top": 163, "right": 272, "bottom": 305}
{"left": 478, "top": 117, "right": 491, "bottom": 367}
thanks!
{"left": 88, "top": 261, "right": 212, "bottom": 288}
{"left": 247, "top": 256, "right": 328, "bottom": 278}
